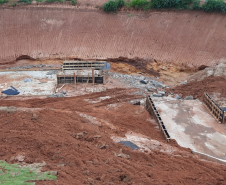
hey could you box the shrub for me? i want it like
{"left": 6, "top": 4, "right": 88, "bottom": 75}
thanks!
{"left": 0, "top": 0, "right": 8, "bottom": 5}
{"left": 130, "top": 0, "right": 149, "bottom": 10}
{"left": 192, "top": 0, "right": 201, "bottom": 9}
{"left": 72, "top": 0, "right": 77, "bottom": 5}
{"left": 116, "top": 0, "right": 125, "bottom": 8}
{"left": 202, "top": 0, "right": 226, "bottom": 13}
{"left": 46, "top": 0, "right": 63, "bottom": 3}
{"left": 103, "top": 0, "right": 118, "bottom": 12}
{"left": 150, "top": 0, "right": 192, "bottom": 9}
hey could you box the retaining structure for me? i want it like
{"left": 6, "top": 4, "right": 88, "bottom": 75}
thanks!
{"left": 57, "top": 75, "right": 104, "bottom": 84}
{"left": 146, "top": 95, "right": 170, "bottom": 142}
{"left": 63, "top": 61, "right": 106, "bottom": 71}
{"left": 203, "top": 93, "right": 225, "bottom": 124}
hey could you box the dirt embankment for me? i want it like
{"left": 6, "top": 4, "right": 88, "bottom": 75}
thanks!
{"left": 0, "top": 7, "right": 226, "bottom": 66}
{"left": 1, "top": 88, "right": 226, "bottom": 184}
{"left": 169, "top": 75, "right": 226, "bottom": 99}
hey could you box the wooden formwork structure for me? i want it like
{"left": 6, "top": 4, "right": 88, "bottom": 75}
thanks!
{"left": 57, "top": 75, "right": 104, "bottom": 85}
{"left": 203, "top": 93, "right": 225, "bottom": 124}
{"left": 146, "top": 95, "right": 170, "bottom": 142}
{"left": 63, "top": 61, "right": 106, "bottom": 71}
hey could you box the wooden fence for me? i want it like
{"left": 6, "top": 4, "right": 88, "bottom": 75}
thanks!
{"left": 203, "top": 93, "right": 225, "bottom": 124}
{"left": 146, "top": 95, "right": 170, "bottom": 142}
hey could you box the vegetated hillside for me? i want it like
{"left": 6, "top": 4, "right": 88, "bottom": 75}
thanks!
{"left": 0, "top": 7, "right": 226, "bottom": 66}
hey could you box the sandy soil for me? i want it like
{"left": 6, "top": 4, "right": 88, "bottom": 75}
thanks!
{"left": 0, "top": 7, "right": 226, "bottom": 66}
{"left": 1, "top": 88, "right": 226, "bottom": 184}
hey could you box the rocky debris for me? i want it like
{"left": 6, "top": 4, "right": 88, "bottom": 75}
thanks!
{"left": 46, "top": 70, "right": 59, "bottom": 75}
{"left": 181, "top": 81, "right": 187, "bottom": 85}
{"left": 188, "top": 61, "right": 226, "bottom": 82}
{"left": 117, "top": 149, "right": 130, "bottom": 159}
{"left": 99, "top": 144, "right": 109, "bottom": 149}
{"left": 140, "top": 79, "right": 149, "bottom": 84}
{"left": 93, "top": 135, "right": 102, "bottom": 138}
{"left": 47, "top": 171, "right": 58, "bottom": 176}
{"left": 57, "top": 163, "right": 65, "bottom": 167}
{"left": 60, "top": 91, "right": 66, "bottom": 95}
{"left": 151, "top": 80, "right": 166, "bottom": 88}
{"left": 108, "top": 72, "right": 168, "bottom": 97}
{"left": 31, "top": 113, "right": 37, "bottom": 120}
{"left": 24, "top": 78, "right": 32, "bottom": 82}
{"left": 72, "top": 131, "right": 88, "bottom": 139}
{"left": 8, "top": 64, "right": 52, "bottom": 70}
{"left": 119, "top": 175, "right": 131, "bottom": 182}
{"left": 145, "top": 87, "right": 155, "bottom": 92}
{"left": 184, "top": 96, "right": 193, "bottom": 100}
{"left": 174, "top": 94, "right": 181, "bottom": 99}
{"left": 147, "top": 163, "right": 153, "bottom": 167}
{"left": 48, "top": 93, "right": 64, "bottom": 98}
{"left": 10, "top": 154, "right": 25, "bottom": 162}
{"left": 153, "top": 93, "right": 164, "bottom": 97}
{"left": 157, "top": 90, "right": 165, "bottom": 96}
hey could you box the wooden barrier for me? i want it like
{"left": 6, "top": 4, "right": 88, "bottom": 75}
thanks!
{"left": 203, "top": 93, "right": 225, "bottom": 124}
{"left": 146, "top": 95, "right": 170, "bottom": 142}
{"left": 63, "top": 61, "right": 106, "bottom": 70}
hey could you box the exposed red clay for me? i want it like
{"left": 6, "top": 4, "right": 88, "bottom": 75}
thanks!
{"left": 0, "top": 6, "right": 226, "bottom": 66}
{"left": 1, "top": 88, "right": 226, "bottom": 184}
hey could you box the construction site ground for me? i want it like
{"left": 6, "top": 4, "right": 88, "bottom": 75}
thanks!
{"left": 1, "top": 59, "right": 226, "bottom": 184}
{"left": 1, "top": 88, "right": 226, "bottom": 185}
{"left": 154, "top": 97, "right": 226, "bottom": 163}
{"left": 1, "top": 2, "right": 226, "bottom": 184}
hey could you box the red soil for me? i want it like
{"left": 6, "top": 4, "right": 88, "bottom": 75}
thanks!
{"left": 170, "top": 75, "right": 226, "bottom": 99}
{"left": 1, "top": 88, "right": 226, "bottom": 184}
{"left": 0, "top": 6, "right": 226, "bottom": 66}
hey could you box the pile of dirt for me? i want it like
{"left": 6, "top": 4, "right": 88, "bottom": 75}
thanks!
{"left": 169, "top": 75, "right": 226, "bottom": 99}
{"left": 105, "top": 57, "right": 160, "bottom": 77}
{"left": 1, "top": 88, "right": 226, "bottom": 184}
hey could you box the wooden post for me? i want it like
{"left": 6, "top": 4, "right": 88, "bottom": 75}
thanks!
{"left": 74, "top": 73, "right": 75, "bottom": 84}
{"left": 223, "top": 111, "right": 225, "bottom": 124}
{"left": 92, "top": 68, "right": 94, "bottom": 86}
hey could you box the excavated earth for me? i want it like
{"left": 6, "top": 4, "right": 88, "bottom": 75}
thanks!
{"left": 0, "top": 4, "right": 226, "bottom": 66}
{"left": 1, "top": 89, "right": 226, "bottom": 185}
{"left": 1, "top": 2, "right": 226, "bottom": 185}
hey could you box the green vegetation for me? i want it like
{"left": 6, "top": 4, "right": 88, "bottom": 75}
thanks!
{"left": 103, "top": 0, "right": 119, "bottom": 12}
{"left": 202, "top": 0, "right": 226, "bottom": 13}
{"left": 103, "top": 0, "right": 226, "bottom": 14}
{"left": 130, "top": 0, "right": 149, "bottom": 10}
{"left": 72, "top": 0, "right": 77, "bottom": 6}
{"left": 116, "top": 0, "right": 125, "bottom": 8}
{"left": 18, "top": 0, "right": 33, "bottom": 4}
{"left": 150, "top": 0, "right": 192, "bottom": 9}
{"left": 0, "top": 0, "right": 8, "bottom": 5}
{"left": 0, "top": 160, "right": 57, "bottom": 185}
{"left": 46, "top": 0, "right": 63, "bottom": 3}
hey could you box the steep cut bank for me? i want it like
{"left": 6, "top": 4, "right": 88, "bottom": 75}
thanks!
{"left": 0, "top": 7, "right": 226, "bottom": 66}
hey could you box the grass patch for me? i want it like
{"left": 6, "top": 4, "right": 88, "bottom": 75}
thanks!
{"left": 0, "top": 160, "right": 57, "bottom": 185}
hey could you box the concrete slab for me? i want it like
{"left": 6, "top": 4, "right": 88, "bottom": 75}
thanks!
{"left": 153, "top": 97, "right": 226, "bottom": 161}
{"left": 0, "top": 71, "right": 57, "bottom": 95}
